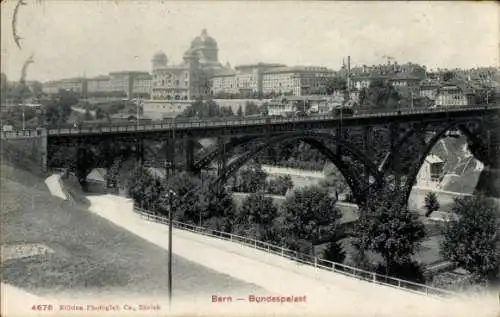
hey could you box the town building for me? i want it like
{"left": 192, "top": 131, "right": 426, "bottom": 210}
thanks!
{"left": 416, "top": 154, "right": 445, "bottom": 188}
{"left": 150, "top": 29, "right": 227, "bottom": 102}
{"left": 266, "top": 95, "right": 338, "bottom": 116}
{"left": 43, "top": 71, "right": 151, "bottom": 99}
{"left": 419, "top": 81, "right": 440, "bottom": 100}
{"left": 262, "top": 66, "right": 334, "bottom": 97}
{"left": 131, "top": 73, "right": 152, "bottom": 98}
{"left": 87, "top": 75, "right": 112, "bottom": 95}
{"left": 108, "top": 71, "right": 151, "bottom": 98}
{"left": 434, "top": 85, "right": 475, "bottom": 107}
{"left": 43, "top": 78, "right": 86, "bottom": 95}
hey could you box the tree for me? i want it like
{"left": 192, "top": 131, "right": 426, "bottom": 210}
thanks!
{"left": 280, "top": 186, "right": 343, "bottom": 257}
{"left": 266, "top": 175, "right": 293, "bottom": 196}
{"left": 84, "top": 109, "right": 93, "bottom": 121}
{"left": 220, "top": 105, "right": 234, "bottom": 117}
{"left": 353, "top": 189, "right": 426, "bottom": 278}
{"left": 364, "top": 78, "right": 401, "bottom": 109}
{"left": 319, "top": 163, "right": 348, "bottom": 198}
{"left": 201, "top": 177, "right": 236, "bottom": 232}
{"left": 358, "top": 87, "right": 369, "bottom": 106}
{"left": 164, "top": 171, "right": 207, "bottom": 224}
{"left": 237, "top": 105, "right": 243, "bottom": 117}
{"left": 326, "top": 77, "right": 347, "bottom": 95}
{"left": 127, "top": 166, "right": 164, "bottom": 212}
{"left": 95, "top": 108, "right": 105, "bottom": 120}
{"left": 441, "top": 195, "right": 499, "bottom": 281}
{"left": 233, "top": 161, "right": 268, "bottom": 193}
{"left": 244, "top": 102, "right": 260, "bottom": 116}
{"left": 424, "top": 192, "right": 440, "bottom": 217}
{"left": 442, "top": 71, "right": 455, "bottom": 82}
{"left": 322, "top": 235, "right": 346, "bottom": 264}
{"left": 235, "top": 192, "right": 279, "bottom": 241}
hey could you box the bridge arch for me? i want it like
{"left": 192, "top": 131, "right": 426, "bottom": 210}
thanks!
{"left": 193, "top": 136, "right": 259, "bottom": 170}
{"left": 196, "top": 132, "right": 382, "bottom": 180}
{"left": 400, "top": 119, "right": 485, "bottom": 206}
{"left": 209, "top": 132, "right": 384, "bottom": 205}
{"left": 379, "top": 118, "right": 482, "bottom": 173}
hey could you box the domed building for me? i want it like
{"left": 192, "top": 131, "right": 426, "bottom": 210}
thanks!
{"left": 149, "top": 29, "right": 227, "bottom": 104}
{"left": 189, "top": 29, "right": 218, "bottom": 63}
{"left": 152, "top": 51, "right": 168, "bottom": 69}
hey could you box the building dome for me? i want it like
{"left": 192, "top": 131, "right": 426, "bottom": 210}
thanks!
{"left": 183, "top": 48, "right": 198, "bottom": 59}
{"left": 152, "top": 51, "right": 168, "bottom": 68}
{"left": 190, "top": 29, "right": 218, "bottom": 49}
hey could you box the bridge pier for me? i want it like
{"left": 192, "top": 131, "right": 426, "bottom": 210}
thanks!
{"left": 164, "top": 138, "right": 176, "bottom": 178}
{"left": 184, "top": 136, "right": 195, "bottom": 173}
{"left": 75, "top": 147, "right": 93, "bottom": 188}
{"left": 363, "top": 126, "right": 371, "bottom": 188}
{"left": 136, "top": 137, "right": 144, "bottom": 168}
{"left": 335, "top": 127, "right": 342, "bottom": 157}
{"left": 389, "top": 123, "right": 401, "bottom": 189}
{"left": 469, "top": 128, "right": 500, "bottom": 198}
{"left": 217, "top": 136, "right": 227, "bottom": 177}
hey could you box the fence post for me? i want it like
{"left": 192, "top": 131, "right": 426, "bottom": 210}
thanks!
{"left": 314, "top": 257, "right": 317, "bottom": 267}
{"left": 372, "top": 273, "right": 376, "bottom": 283}
{"left": 281, "top": 248, "right": 284, "bottom": 257}
{"left": 398, "top": 280, "right": 401, "bottom": 288}
{"left": 254, "top": 240, "right": 257, "bottom": 248}
{"left": 426, "top": 287, "right": 428, "bottom": 296}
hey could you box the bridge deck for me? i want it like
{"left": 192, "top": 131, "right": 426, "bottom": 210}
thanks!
{"left": 2, "top": 105, "right": 497, "bottom": 140}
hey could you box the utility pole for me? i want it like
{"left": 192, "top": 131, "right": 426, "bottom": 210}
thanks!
{"left": 346, "top": 56, "right": 351, "bottom": 100}
{"left": 165, "top": 189, "right": 177, "bottom": 308}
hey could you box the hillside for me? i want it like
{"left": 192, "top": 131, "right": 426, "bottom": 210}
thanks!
{"left": 0, "top": 143, "right": 264, "bottom": 298}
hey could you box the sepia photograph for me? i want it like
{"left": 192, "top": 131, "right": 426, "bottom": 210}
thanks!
{"left": 1, "top": 1, "right": 499, "bottom": 316}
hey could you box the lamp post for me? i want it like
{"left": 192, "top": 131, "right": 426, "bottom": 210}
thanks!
{"left": 165, "top": 189, "right": 177, "bottom": 308}
{"left": 22, "top": 103, "right": 25, "bottom": 130}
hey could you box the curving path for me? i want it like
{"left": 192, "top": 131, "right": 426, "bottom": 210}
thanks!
{"left": 84, "top": 194, "right": 499, "bottom": 317}
{"left": 3, "top": 174, "right": 496, "bottom": 317}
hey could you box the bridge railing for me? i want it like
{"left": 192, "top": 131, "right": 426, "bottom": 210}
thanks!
{"left": 134, "top": 207, "right": 458, "bottom": 298}
{"left": 5, "top": 104, "right": 497, "bottom": 137}
{"left": 1, "top": 128, "right": 45, "bottom": 139}
{"left": 45, "top": 104, "right": 497, "bottom": 135}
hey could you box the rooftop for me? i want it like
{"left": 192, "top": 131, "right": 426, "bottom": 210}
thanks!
{"left": 264, "top": 66, "right": 332, "bottom": 74}
{"left": 109, "top": 71, "right": 150, "bottom": 76}
{"left": 235, "top": 63, "right": 287, "bottom": 69}
{"left": 211, "top": 69, "right": 237, "bottom": 77}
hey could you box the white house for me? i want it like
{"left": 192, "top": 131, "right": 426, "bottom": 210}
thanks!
{"left": 416, "top": 154, "right": 445, "bottom": 188}
{"left": 434, "top": 85, "right": 475, "bottom": 107}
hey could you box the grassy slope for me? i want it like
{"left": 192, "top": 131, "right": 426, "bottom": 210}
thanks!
{"left": 1, "top": 142, "right": 264, "bottom": 298}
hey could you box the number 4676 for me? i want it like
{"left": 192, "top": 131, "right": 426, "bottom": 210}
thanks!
{"left": 32, "top": 305, "right": 53, "bottom": 311}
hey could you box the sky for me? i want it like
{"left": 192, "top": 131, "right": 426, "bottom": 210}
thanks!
{"left": 1, "top": 0, "right": 498, "bottom": 82}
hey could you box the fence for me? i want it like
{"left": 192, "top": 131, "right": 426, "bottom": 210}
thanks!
{"left": 133, "top": 207, "right": 458, "bottom": 298}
